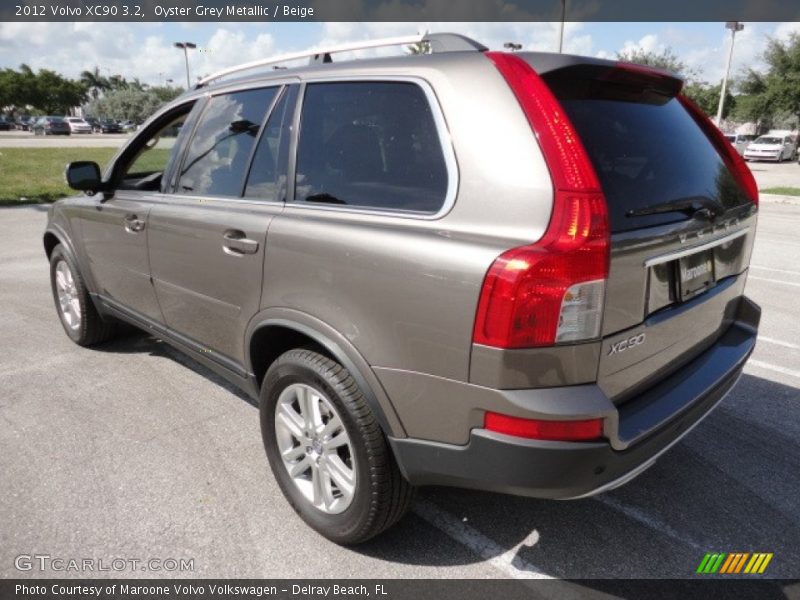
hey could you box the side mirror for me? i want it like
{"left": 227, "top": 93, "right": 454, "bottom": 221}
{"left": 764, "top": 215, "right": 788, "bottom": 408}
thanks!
{"left": 65, "top": 161, "right": 102, "bottom": 194}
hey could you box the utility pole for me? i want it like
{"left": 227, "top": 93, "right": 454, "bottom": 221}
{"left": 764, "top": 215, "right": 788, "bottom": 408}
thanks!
{"left": 715, "top": 22, "right": 743, "bottom": 127}
{"left": 558, "top": 0, "right": 566, "bottom": 53}
{"left": 174, "top": 41, "right": 197, "bottom": 89}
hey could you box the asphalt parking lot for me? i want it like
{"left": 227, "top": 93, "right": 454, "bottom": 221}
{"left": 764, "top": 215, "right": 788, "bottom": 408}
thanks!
{"left": 1, "top": 198, "right": 799, "bottom": 582}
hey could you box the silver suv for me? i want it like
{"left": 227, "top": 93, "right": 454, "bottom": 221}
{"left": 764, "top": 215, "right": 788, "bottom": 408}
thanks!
{"left": 46, "top": 33, "right": 760, "bottom": 544}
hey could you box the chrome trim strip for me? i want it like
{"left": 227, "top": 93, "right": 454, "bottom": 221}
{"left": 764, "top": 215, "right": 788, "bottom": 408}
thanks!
{"left": 643, "top": 228, "right": 750, "bottom": 267}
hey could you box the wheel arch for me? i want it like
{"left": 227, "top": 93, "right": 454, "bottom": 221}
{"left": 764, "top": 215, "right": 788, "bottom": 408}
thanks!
{"left": 246, "top": 309, "right": 406, "bottom": 438}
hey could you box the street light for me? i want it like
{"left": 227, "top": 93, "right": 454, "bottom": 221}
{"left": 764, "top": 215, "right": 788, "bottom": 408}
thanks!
{"left": 557, "top": 0, "right": 566, "bottom": 53}
{"left": 715, "top": 21, "right": 744, "bottom": 127}
{"left": 174, "top": 41, "right": 197, "bottom": 89}
{"left": 503, "top": 42, "right": 522, "bottom": 52}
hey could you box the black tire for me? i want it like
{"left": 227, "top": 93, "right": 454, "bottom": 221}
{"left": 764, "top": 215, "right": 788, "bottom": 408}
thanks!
{"left": 260, "top": 349, "right": 414, "bottom": 544}
{"left": 49, "top": 244, "right": 116, "bottom": 346}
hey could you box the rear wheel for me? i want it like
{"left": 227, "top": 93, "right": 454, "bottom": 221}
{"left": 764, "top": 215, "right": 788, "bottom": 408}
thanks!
{"left": 49, "top": 244, "right": 116, "bottom": 346}
{"left": 260, "top": 349, "right": 414, "bottom": 544}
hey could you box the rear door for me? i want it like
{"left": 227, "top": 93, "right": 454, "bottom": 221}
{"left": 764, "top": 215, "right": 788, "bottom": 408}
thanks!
{"left": 147, "top": 84, "right": 296, "bottom": 366}
{"left": 538, "top": 62, "right": 758, "bottom": 403}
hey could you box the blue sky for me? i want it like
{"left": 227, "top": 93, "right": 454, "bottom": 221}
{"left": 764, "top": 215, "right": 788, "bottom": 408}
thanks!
{"left": 0, "top": 21, "right": 797, "bottom": 87}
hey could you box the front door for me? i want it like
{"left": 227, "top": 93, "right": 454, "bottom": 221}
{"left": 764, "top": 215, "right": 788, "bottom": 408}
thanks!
{"left": 79, "top": 193, "right": 160, "bottom": 321}
{"left": 79, "top": 103, "right": 198, "bottom": 322}
{"left": 147, "top": 84, "right": 294, "bottom": 365}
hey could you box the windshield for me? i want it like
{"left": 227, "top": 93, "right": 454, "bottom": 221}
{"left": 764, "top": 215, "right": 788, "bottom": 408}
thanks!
{"left": 755, "top": 137, "right": 781, "bottom": 145}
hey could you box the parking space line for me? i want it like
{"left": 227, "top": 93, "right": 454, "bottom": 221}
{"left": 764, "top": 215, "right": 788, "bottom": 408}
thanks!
{"left": 413, "top": 499, "right": 554, "bottom": 580}
{"left": 751, "top": 265, "right": 800, "bottom": 277}
{"left": 748, "top": 276, "right": 800, "bottom": 288}
{"left": 746, "top": 359, "right": 800, "bottom": 380}
{"left": 595, "top": 496, "right": 705, "bottom": 552}
{"left": 758, "top": 336, "right": 800, "bottom": 350}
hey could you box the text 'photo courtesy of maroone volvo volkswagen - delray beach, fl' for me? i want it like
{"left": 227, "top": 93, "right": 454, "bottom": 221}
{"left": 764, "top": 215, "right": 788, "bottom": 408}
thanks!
{"left": 45, "top": 32, "right": 760, "bottom": 544}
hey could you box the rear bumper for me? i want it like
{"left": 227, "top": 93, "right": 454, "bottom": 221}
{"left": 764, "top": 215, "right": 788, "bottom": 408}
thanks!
{"left": 389, "top": 296, "right": 759, "bottom": 499}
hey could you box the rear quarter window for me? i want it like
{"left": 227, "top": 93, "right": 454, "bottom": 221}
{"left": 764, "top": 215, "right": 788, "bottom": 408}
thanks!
{"left": 294, "top": 81, "right": 450, "bottom": 215}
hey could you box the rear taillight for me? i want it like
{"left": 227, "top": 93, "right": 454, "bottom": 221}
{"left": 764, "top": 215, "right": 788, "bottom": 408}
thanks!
{"left": 484, "top": 411, "right": 604, "bottom": 442}
{"left": 678, "top": 95, "right": 759, "bottom": 206}
{"left": 474, "top": 52, "right": 609, "bottom": 349}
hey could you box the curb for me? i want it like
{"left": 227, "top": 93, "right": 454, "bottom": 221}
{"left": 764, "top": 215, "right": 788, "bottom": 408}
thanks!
{"left": 759, "top": 193, "right": 800, "bottom": 206}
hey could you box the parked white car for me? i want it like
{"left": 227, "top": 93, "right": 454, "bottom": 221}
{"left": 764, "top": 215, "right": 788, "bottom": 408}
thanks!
{"left": 724, "top": 133, "right": 756, "bottom": 156}
{"left": 743, "top": 135, "right": 797, "bottom": 162}
{"left": 65, "top": 117, "right": 92, "bottom": 134}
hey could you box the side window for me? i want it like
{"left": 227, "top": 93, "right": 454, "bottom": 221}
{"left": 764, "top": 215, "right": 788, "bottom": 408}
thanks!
{"left": 116, "top": 104, "right": 195, "bottom": 192}
{"left": 294, "top": 81, "right": 450, "bottom": 214}
{"left": 244, "top": 85, "right": 297, "bottom": 201}
{"left": 176, "top": 87, "right": 278, "bottom": 197}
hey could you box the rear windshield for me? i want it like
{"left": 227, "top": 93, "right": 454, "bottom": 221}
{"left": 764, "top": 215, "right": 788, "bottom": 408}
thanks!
{"left": 543, "top": 67, "right": 752, "bottom": 232}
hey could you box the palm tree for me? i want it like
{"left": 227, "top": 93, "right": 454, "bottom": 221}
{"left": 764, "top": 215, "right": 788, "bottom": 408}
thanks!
{"left": 80, "top": 67, "right": 109, "bottom": 100}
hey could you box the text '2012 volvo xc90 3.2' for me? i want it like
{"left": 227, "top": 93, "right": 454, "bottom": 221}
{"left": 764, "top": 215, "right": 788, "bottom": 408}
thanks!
{"left": 45, "top": 33, "right": 760, "bottom": 544}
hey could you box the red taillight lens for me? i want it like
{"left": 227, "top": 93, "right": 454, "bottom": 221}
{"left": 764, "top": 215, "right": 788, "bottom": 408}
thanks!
{"left": 678, "top": 94, "right": 759, "bottom": 206}
{"left": 484, "top": 411, "right": 604, "bottom": 442}
{"left": 475, "top": 53, "right": 609, "bottom": 349}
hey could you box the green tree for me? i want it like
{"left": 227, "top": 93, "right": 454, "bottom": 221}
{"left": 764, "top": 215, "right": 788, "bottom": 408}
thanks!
{"left": 616, "top": 46, "right": 699, "bottom": 81}
{"left": 80, "top": 67, "right": 109, "bottom": 100}
{"left": 739, "top": 32, "right": 800, "bottom": 129}
{"left": 86, "top": 87, "right": 179, "bottom": 123}
{"left": 683, "top": 81, "right": 735, "bottom": 118}
{"left": 32, "top": 69, "right": 86, "bottom": 113}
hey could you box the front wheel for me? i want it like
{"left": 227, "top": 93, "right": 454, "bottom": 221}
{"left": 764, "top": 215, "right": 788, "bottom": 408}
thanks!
{"left": 260, "top": 349, "right": 414, "bottom": 544}
{"left": 49, "top": 244, "right": 116, "bottom": 346}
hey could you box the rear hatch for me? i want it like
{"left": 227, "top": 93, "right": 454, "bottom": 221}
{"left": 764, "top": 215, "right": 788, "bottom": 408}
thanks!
{"left": 528, "top": 56, "right": 758, "bottom": 404}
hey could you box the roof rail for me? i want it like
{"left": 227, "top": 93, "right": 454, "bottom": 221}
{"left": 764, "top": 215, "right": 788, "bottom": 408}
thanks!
{"left": 196, "top": 32, "right": 487, "bottom": 88}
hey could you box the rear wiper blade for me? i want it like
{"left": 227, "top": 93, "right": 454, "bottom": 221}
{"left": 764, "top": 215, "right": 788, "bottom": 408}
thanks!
{"left": 626, "top": 196, "right": 724, "bottom": 219}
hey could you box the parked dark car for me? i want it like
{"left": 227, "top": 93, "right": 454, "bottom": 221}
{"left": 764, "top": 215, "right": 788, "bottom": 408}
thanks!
{"left": 98, "top": 119, "right": 122, "bottom": 133}
{"left": 47, "top": 32, "right": 760, "bottom": 544}
{"left": 15, "top": 116, "right": 34, "bottom": 131}
{"left": 84, "top": 117, "right": 100, "bottom": 132}
{"left": 32, "top": 116, "right": 71, "bottom": 136}
{"left": 0, "top": 117, "right": 12, "bottom": 131}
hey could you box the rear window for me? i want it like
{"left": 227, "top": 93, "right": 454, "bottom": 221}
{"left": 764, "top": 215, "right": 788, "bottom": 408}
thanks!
{"left": 543, "top": 67, "right": 751, "bottom": 232}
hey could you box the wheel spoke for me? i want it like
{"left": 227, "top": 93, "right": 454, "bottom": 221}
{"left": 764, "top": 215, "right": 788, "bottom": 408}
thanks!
{"left": 311, "top": 464, "right": 324, "bottom": 506}
{"left": 319, "top": 414, "right": 342, "bottom": 440}
{"left": 55, "top": 270, "right": 67, "bottom": 290}
{"left": 325, "top": 455, "right": 355, "bottom": 499}
{"left": 277, "top": 403, "right": 305, "bottom": 440}
{"left": 296, "top": 386, "right": 314, "bottom": 432}
{"left": 289, "top": 455, "right": 312, "bottom": 478}
{"left": 322, "top": 430, "right": 348, "bottom": 451}
{"left": 318, "top": 466, "right": 336, "bottom": 510}
{"left": 281, "top": 445, "right": 306, "bottom": 461}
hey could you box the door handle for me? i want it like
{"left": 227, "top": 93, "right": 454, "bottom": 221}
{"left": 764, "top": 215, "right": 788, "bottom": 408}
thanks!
{"left": 223, "top": 230, "right": 259, "bottom": 256}
{"left": 123, "top": 214, "right": 145, "bottom": 233}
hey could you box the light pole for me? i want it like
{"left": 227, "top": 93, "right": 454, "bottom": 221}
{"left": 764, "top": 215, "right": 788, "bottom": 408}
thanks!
{"left": 715, "top": 21, "right": 743, "bottom": 127}
{"left": 174, "top": 41, "right": 197, "bottom": 89}
{"left": 504, "top": 42, "right": 522, "bottom": 52}
{"left": 557, "top": 0, "right": 566, "bottom": 53}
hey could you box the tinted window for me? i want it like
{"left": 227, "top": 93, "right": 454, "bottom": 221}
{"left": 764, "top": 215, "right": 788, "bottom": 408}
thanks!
{"left": 177, "top": 87, "right": 278, "bottom": 197}
{"left": 545, "top": 71, "right": 751, "bottom": 233}
{"left": 295, "top": 82, "right": 449, "bottom": 214}
{"left": 245, "top": 86, "right": 297, "bottom": 201}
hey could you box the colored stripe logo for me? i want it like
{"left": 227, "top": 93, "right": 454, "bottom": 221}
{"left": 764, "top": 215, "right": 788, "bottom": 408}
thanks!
{"left": 696, "top": 552, "right": 773, "bottom": 574}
